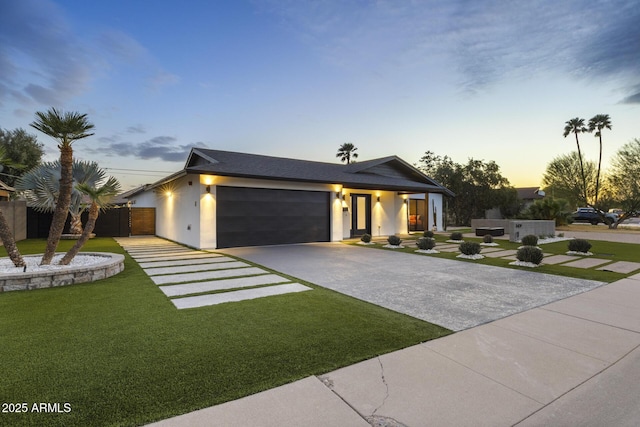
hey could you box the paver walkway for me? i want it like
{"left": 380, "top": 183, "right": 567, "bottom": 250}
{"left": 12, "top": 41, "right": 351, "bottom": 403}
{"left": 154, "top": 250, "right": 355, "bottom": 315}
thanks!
{"left": 115, "top": 237, "right": 311, "bottom": 309}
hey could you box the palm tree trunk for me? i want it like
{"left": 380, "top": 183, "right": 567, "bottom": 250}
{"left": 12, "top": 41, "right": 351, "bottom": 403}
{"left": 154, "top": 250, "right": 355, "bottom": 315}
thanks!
{"left": 59, "top": 202, "right": 98, "bottom": 265}
{"left": 69, "top": 213, "right": 83, "bottom": 235}
{"left": 0, "top": 210, "right": 25, "bottom": 267}
{"left": 41, "top": 145, "right": 74, "bottom": 265}
{"left": 575, "top": 133, "right": 588, "bottom": 205}
{"left": 595, "top": 135, "right": 603, "bottom": 205}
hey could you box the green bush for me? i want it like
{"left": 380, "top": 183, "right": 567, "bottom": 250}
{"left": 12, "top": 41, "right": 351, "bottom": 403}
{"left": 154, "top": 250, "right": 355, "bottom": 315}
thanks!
{"left": 416, "top": 237, "right": 436, "bottom": 250}
{"left": 387, "top": 235, "right": 403, "bottom": 246}
{"left": 450, "top": 231, "right": 463, "bottom": 241}
{"left": 568, "top": 239, "right": 592, "bottom": 253}
{"left": 482, "top": 234, "right": 494, "bottom": 244}
{"left": 517, "top": 246, "right": 544, "bottom": 264}
{"left": 459, "top": 241, "right": 481, "bottom": 255}
{"left": 361, "top": 233, "right": 372, "bottom": 243}
{"left": 521, "top": 234, "right": 538, "bottom": 246}
{"left": 423, "top": 230, "right": 434, "bottom": 238}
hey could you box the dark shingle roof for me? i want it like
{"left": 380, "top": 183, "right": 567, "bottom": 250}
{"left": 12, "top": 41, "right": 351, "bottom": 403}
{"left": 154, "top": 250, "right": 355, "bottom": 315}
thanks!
{"left": 158, "top": 148, "right": 453, "bottom": 195}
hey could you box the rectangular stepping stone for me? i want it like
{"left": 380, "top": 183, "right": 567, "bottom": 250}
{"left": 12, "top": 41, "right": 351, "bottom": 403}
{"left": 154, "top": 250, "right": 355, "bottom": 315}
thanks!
{"left": 159, "top": 274, "right": 291, "bottom": 297}
{"left": 437, "top": 246, "right": 461, "bottom": 252}
{"left": 145, "top": 261, "right": 247, "bottom": 276}
{"left": 134, "top": 253, "right": 223, "bottom": 263}
{"left": 132, "top": 251, "right": 211, "bottom": 260}
{"left": 138, "top": 257, "right": 233, "bottom": 269}
{"left": 597, "top": 261, "right": 640, "bottom": 274}
{"left": 171, "top": 283, "right": 312, "bottom": 309}
{"left": 543, "top": 255, "right": 578, "bottom": 265}
{"left": 127, "top": 247, "right": 191, "bottom": 254}
{"left": 561, "top": 258, "right": 612, "bottom": 269}
{"left": 483, "top": 249, "right": 518, "bottom": 258}
{"left": 151, "top": 266, "right": 264, "bottom": 285}
{"left": 480, "top": 247, "right": 505, "bottom": 253}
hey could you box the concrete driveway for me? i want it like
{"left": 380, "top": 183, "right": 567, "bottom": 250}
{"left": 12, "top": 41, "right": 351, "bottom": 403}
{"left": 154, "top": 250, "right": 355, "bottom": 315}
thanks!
{"left": 220, "top": 243, "right": 605, "bottom": 331}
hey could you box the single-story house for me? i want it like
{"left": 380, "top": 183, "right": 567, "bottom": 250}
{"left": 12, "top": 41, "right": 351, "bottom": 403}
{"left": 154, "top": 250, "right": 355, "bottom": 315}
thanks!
{"left": 517, "top": 187, "right": 545, "bottom": 209}
{"left": 128, "top": 148, "right": 454, "bottom": 249}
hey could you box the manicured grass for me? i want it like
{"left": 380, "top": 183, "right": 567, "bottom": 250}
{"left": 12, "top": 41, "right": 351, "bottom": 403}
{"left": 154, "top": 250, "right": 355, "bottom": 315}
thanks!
{"left": 0, "top": 238, "right": 451, "bottom": 427}
{"left": 355, "top": 233, "right": 640, "bottom": 283}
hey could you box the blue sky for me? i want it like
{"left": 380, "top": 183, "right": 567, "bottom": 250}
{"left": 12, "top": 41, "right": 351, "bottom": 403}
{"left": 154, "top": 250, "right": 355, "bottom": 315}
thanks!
{"left": 1, "top": 0, "right": 639, "bottom": 190}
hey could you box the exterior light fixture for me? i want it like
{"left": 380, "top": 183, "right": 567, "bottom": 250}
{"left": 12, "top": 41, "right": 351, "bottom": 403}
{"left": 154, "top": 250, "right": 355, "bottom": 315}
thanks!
{"left": 336, "top": 192, "right": 341, "bottom": 199}
{"left": 206, "top": 185, "right": 211, "bottom": 193}
{"left": 377, "top": 196, "right": 381, "bottom": 202}
{"left": 342, "top": 194, "right": 345, "bottom": 200}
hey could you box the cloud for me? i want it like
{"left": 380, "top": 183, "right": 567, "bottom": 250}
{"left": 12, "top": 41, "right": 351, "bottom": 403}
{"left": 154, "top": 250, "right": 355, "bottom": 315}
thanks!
{"left": 0, "top": 0, "right": 93, "bottom": 108}
{"left": 0, "top": 0, "right": 180, "bottom": 114}
{"left": 263, "top": 0, "right": 640, "bottom": 100}
{"left": 621, "top": 91, "right": 640, "bottom": 104}
{"left": 126, "top": 125, "right": 146, "bottom": 134}
{"left": 84, "top": 136, "right": 207, "bottom": 162}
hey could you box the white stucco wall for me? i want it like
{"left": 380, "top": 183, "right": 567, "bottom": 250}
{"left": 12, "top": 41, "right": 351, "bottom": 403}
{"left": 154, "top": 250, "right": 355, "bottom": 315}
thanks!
{"left": 342, "top": 189, "right": 407, "bottom": 237}
{"left": 155, "top": 174, "right": 202, "bottom": 248}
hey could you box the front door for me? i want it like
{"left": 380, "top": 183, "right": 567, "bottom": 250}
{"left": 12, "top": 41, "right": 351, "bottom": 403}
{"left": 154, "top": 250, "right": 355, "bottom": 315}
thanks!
{"left": 351, "top": 194, "right": 371, "bottom": 237}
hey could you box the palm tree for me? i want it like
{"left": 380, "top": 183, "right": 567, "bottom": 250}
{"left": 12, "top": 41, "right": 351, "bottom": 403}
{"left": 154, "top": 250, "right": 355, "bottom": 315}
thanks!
{"left": 16, "top": 160, "right": 109, "bottom": 235}
{"left": 563, "top": 118, "right": 589, "bottom": 205}
{"left": 30, "top": 108, "right": 94, "bottom": 265}
{"left": 588, "top": 114, "right": 612, "bottom": 205}
{"left": 58, "top": 176, "right": 120, "bottom": 265}
{"left": 0, "top": 147, "right": 25, "bottom": 267}
{"left": 336, "top": 143, "right": 359, "bottom": 164}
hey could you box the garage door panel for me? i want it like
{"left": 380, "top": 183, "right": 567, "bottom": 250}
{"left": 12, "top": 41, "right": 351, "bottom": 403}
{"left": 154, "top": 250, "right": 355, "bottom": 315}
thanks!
{"left": 216, "top": 186, "right": 330, "bottom": 248}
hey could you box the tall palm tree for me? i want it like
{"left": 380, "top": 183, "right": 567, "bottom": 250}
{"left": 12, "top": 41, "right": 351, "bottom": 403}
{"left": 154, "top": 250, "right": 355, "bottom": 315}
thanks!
{"left": 58, "top": 176, "right": 120, "bottom": 265}
{"left": 0, "top": 147, "right": 25, "bottom": 267}
{"left": 588, "top": 114, "right": 612, "bottom": 205}
{"left": 30, "top": 108, "right": 94, "bottom": 265}
{"left": 563, "top": 118, "right": 589, "bottom": 205}
{"left": 336, "top": 143, "right": 358, "bottom": 164}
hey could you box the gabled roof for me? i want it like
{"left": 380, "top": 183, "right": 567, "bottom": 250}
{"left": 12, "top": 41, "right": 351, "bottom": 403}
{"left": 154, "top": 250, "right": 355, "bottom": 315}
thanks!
{"left": 516, "top": 187, "right": 545, "bottom": 200}
{"left": 157, "top": 148, "right": 454, "bottom": 195}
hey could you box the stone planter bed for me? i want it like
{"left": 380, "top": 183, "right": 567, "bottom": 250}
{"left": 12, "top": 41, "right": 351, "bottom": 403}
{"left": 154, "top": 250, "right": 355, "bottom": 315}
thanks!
{"left": 0, "top": 252, "right": 125, "bottom": 292}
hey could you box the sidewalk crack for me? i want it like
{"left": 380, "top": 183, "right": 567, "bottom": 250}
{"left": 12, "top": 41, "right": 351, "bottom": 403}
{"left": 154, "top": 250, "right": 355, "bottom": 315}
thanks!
{"left": 372, "top": 356, "right": 389, "bottom": 416}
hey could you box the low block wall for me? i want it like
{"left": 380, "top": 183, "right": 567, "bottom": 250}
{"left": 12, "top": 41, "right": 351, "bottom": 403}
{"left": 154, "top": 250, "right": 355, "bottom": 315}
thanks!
{"left": 0, "top": 252, "right": 125, "bottom": 292}
{"left": 507, "top": 220, "right": 555, "bottom": 242}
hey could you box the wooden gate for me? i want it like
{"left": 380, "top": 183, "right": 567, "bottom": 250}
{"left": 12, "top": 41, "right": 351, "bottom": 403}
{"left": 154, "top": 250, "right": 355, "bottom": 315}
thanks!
{"left": 130, "top": 207, "right": 156, "bottom": 235}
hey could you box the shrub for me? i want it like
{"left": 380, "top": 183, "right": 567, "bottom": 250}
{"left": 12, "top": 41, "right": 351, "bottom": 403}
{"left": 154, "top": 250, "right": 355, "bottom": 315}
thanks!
{"left": 450, "top": 231, "right": 463, "bottom": 241}
{"left": 387, "top": 235, "right": 403, "bottom": 246}
{"left": 459, "top": 241, "right": 481, "bottom": 255}
{"left": 416, "top": 237, "right": 436, "bottom": 250}
{"left": 517, "top": 246, "right": 544, "bottom": 265}
{"left": 423, "top": 230, "right": 434, "bottom": 238}
{"left": 568, "top": 239, "right": 592, "bottom": 253}
{"left": 482, "top": 234, "right": 494, "bottom": 244}
{"left": 521, "top": 234, "right": 538, "bottom": 246}
{"left": 361, "top": 233, "right": 372, "bottom": 243}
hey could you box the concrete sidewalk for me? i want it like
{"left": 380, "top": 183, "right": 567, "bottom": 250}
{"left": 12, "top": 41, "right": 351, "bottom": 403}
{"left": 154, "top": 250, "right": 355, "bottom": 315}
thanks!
{"left": 149, "top": 273, "right": 640, "bottom": 426}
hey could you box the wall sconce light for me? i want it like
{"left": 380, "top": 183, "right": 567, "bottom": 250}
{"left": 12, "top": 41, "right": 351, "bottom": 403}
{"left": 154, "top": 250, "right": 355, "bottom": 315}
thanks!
{"left": 342, "top": 194, "right": 345, "bottom": 200}
{"left": 336, "top": 192, "right": 341, "bottom": 199}
{"left": 205, "top": 185, "right": 211, "bottom": 193}
{"left": 404, "top": 199, "right": 408, "bottom": 204}
{"left": 377, "top": 196, "right": 381, "bottom": 202}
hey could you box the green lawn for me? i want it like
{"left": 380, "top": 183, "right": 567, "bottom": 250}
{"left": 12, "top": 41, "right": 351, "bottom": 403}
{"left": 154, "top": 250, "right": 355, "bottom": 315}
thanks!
{"left": 357, "top": 233, "right": 640, "bottom": 282}
{"left": 0, "top": 238, "right": 450, "bottom": 427}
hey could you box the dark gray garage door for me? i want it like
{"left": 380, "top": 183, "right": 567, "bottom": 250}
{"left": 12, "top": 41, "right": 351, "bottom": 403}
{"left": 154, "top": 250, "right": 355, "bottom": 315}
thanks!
{"left": 216, "top": 186, "right": 331, "bottom": 248}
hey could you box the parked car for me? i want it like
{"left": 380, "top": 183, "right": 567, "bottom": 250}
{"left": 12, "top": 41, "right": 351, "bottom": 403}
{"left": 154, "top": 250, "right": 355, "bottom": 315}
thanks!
{"left": 571, "top": 207, "right": 617, "bottom": 225}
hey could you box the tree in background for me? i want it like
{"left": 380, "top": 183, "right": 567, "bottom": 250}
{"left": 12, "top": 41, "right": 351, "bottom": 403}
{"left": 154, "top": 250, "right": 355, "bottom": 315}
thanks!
{"left": 0, "top": 147, "right": 25, "bottom": 267}
{"left": 542, "top": 151, "right": 596, "bottom": 209}
{"left": 588, "top": 114, "right": 612, "bottom": 206}
{"left": 336, "top": 143, "right": 358, "bottom": 164}
{"left": 30, "top": 108, "right": 94, "bottom": 265}
{"left": 607, "top": 138, "right": 640, "bottom": 227}
{"left": 563, "top": 118, "right": 589, "bottom": 205}
{"left": 417, "top": 151, "right": 514, "bottom": 225}
{"left": 0, "top": 128, "right": 44, "bottom": 187}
